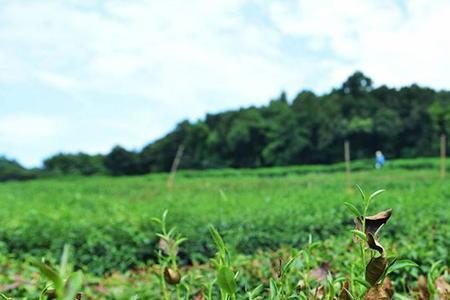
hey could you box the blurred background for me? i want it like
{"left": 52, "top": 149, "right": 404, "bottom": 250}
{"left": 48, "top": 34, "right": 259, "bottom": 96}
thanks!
{"left": 1, "top": 0, "right": 450, "bottom": 179}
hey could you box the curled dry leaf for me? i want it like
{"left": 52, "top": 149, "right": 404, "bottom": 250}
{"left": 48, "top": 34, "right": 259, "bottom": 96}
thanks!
{"left": 367, "top": 232, "right": 384, "bottom": 255}
{"left": 365, "top": 256, "right": 388, "bottom": 286}
{"left": 296, "top": 279, "right": 305, "bottom": 292}
{"left": 270, "top": 256, "right": 282, "bottom": 279}
{"left": 436, "top": 275, "right": 450, "bottom": 300}
{"left": 417, "top": 275, "right": 429, "bottom": 300}
{"left": 364, "top": 278, "right": 393, "bottom": 300}
{"left": 163, "top": 267, "right": 181, "bottom": 285}
{"left": 382, "top": 277, "right": 394, "bottom": 298}
{"left": 315, "top": 285, "right": 325, "bottom": 299}
{"left": 354, "top": 209, "right": 392, "bottom": 235}
{"left": 337, "top": 281, "right": 351, "bottom": 300}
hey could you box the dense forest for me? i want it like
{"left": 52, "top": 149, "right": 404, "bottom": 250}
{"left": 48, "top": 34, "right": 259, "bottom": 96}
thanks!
{"left": 1, "top": 71, "right": 449, "bottom": 181}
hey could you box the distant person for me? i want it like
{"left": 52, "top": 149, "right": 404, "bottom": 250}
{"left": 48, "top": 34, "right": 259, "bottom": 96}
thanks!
{"left": 375, "top": 150, "right": 385, "bottom": 169}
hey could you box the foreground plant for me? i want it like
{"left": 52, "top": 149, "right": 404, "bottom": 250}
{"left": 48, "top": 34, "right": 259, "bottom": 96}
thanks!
{"left": 344, "top": 185, "right": 418, "bottom": 299}
{"left": 209, "top": 226, "right": 239, "bottom": 300}
{"left": 152, "top": 210, "right": 187, "bottom": 300}
{"left": 31, "top": 245, "right": 83, "bottom": 300}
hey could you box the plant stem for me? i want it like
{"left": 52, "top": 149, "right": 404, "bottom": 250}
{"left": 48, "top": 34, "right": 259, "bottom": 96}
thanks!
{"left": 161, "top": 272, "right": 170, "bottom": 300}
{"left": 361, "top": 205, "right": 367, "bottom": 268}
{"left": 176, "top": 285, "right": 181, "bottom": 300}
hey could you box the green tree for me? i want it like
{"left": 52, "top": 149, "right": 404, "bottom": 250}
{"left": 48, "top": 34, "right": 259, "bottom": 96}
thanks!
{"left": 0, "top": 156, "right": 37, "bottom": 181}
{"left": 104, "top": 146, "right": 141, "bottom": 176}
{"left": 7, "top": 71, "right": 450, "bottom": 178}
{"left": 44, "top": 153, "right": 105, "bottom": 176}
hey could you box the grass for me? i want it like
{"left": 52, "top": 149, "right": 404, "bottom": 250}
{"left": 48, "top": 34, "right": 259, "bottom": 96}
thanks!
{"left": 0, "top": 158, "right": 449, "bottom": 298}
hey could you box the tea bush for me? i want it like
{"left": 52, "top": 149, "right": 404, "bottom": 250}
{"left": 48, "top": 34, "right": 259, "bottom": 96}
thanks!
{"left": 0, "top": 158, "right": 448, "bottom": 276}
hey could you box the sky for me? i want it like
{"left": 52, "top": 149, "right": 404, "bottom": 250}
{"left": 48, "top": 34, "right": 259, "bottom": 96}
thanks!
{"left": 1, "top": 0, "right": 450, "bottom": 167}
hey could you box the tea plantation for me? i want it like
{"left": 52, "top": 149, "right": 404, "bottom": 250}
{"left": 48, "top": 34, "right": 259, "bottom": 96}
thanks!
{"left": 0, "top": 158, "right": 449, "bottom": 299}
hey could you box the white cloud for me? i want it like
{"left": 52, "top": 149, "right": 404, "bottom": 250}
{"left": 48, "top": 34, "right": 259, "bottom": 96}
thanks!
{"left": 1, "top": 0, "right": 450, "bottom": 166}
{"left": 0, "top": 1, "right": 291, "bottom": 104}
{"left": 267, "top": 0, "right": 450, "bottom": 89}
{"left": 2, "top": 0, "right": 450, "bottom": 96}
{"left": 36, "top": 71, "right": 78, "bottom": 91}
{"left": 0, "top": 114, "right": 66, "bottom": 144}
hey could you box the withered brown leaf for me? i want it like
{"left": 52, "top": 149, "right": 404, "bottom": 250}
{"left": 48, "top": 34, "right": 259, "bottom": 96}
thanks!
{"left": 164, "top": 267, "right": 181, "bottom": 285}
{"left": 365, "top": 256, "right": 388, "bottom": 286}
{"left": 382, "top": 277, "right": 394, "bottom": 298}
{"left": 364, "top": 278, "right": 394, "bottom": 299}
{"left": 354, "top": 209, "right": 392, "bottom": 235}
{"left": 367, "top": 232, "right": 385, "bottom": 255}
{"left": 315, "top": 285, "right": 325, "bottom": 299}
{"left": 337, "top": 281, "right": 351, "bottom": 300}
{"left": 364, "top": 285, "right": 389, "bottom": 300}
{"left": 436, "top": 275, "right": 450, "bottom": 300}
{"left": 416, "top": 275, "right": 429, "bottom": 300}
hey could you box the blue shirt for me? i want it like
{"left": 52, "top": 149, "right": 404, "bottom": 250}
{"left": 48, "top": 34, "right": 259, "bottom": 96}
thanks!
{"left": 376, "top": 154, "right": 385, "bottom": 165}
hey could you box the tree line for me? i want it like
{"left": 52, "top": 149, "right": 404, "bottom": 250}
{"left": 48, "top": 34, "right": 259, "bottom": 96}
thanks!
{"left": 1, "top": 71, "right": 449, "bottom": 181}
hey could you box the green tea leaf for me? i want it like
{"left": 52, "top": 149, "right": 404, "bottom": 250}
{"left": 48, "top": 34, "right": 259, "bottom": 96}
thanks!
{"left": 151, "top": 217, "right": 162, "bottom": 225}
{"left": 344, "top": 202, "right": 361, "bottom": 218}
{"left": 386, "top": 259, "right": 418, "bottom": 275}
{"left": 353, "top": 278, "right": 371, "bottom": 289}
{"left": 209, "top": 225, "right": 226, "bottom": 253}
{"left": 63, "top": 271, "right": 83, "bottom": 300}
{"left": 175, "top": 237, "right": 188, "bottom": 245}
{"left": 368, "top": 189, "right": 386, "bottom": 201}
{"left": 249, "top": 284, "right": 263, "bottom": 298}
{"left": 216, "top": 266, "right": 237, "bottom": 295}
{"left": 355, "top": 184, "right": 365, "bottom": 201}
{"left": 281, "top": 255, "right": 298, "bottom": 276}
{"left": 351, "top": 229, "right": 367, "bottom": 242}
{"left": 59, "top": 244, "right": 70, "bottom": 278}
{"left": 162, "top": 210, "right": 168, "bottom": 222}
{"left": 269, "top": 278, "right": 278, "bottom": 299}
{"left": 31, "top": 259, "right": 64, "bottom": 294}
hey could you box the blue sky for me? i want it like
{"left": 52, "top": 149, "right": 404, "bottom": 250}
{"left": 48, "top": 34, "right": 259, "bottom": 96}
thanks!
{"left": 1, "top": 0, "right": 450, "bottom": 167}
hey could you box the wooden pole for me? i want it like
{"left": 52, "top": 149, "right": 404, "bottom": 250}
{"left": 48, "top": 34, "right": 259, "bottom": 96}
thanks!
{"left": 344, "top": 140, "right": 351, "bottom": 187}
{"left": 167, "top": 145, "right": 185, "bottom": 189}
{"left": 440, "top": 134, "right": 446, "bottom": 178}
